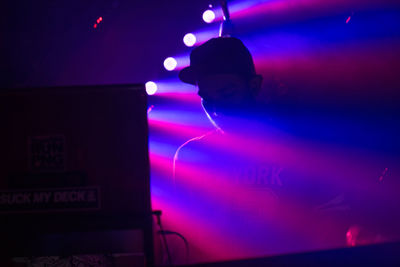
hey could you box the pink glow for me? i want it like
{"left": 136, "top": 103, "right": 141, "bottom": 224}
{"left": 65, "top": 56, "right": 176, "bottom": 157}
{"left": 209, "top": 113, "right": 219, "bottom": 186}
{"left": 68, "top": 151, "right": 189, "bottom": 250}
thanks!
{"left": 151, "top": 194, "right": 247, "bottom": 261}
{"left": 152, "top": 123, "right": 393, "bottom": 262}
{"left": 148, "top": 119, "right": 211, "bottom": 138}
{"left": 155, "top": 92, "right": 200, "bottom": 105}
{"left": 147, "top": 105, "right": 154, "bottom": 114}
{"left": 149, "top": 152, "right": 173, "bottom": 178}
{"left": 93, "top": 23, "right": 97, "bottom": 29}
{"left": 253, "top": 39, "right": 400, "bottom": 98}
{"left": 192, "top": 29, "right": 219, "bottom": 46}
{"left": 151, "top": 78, "right": 197, "bottom": 94}
{"left": 230, "top": 0, "right": 388, "bottom": 21}
{"left": 172, "top": 144, "right": 347, "bottom": 253}
{"left": 173, "top": 55, "right": 191, "bottom": 71}
{"left": 346, "top": 16, "right": 351, "bottom": 23}
{"left": 202, "top": 131, "right": 385, "bottom": 194}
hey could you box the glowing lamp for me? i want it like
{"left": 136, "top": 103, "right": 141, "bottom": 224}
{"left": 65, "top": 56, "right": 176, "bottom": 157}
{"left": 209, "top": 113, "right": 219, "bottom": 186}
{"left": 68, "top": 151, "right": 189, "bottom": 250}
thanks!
{"left": 163, "top": 57, "right": 177, "bottom": 71}
{"left": 202, "top": 10, "right": 215, "bottom": 23}
{"left": 145, "top": 81, "right": 158, "bottom": 95}
{"left": 183, "top": 33, "right": 197, "bottom": 47}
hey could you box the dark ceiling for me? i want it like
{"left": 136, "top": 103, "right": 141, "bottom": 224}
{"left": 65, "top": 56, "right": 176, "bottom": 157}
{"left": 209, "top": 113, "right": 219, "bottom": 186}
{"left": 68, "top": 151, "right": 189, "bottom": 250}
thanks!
{"left": 0, "top": 0, "right": 212, "bottom": 87}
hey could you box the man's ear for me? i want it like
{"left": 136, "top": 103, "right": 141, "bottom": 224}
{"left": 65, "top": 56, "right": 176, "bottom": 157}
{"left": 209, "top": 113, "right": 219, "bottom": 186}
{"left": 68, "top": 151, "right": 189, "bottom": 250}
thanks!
{"left": 248, "top": 74, "right": 263, "bottom": 95}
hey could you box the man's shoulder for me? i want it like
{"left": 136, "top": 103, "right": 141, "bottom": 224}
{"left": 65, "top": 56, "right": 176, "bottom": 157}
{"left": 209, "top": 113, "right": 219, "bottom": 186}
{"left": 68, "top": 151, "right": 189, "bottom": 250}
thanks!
{"left": 173, "top": 129, "right": 221, "bottom": 165}
{"left": 175, "top": 130, "right": 221, "bottom": 156}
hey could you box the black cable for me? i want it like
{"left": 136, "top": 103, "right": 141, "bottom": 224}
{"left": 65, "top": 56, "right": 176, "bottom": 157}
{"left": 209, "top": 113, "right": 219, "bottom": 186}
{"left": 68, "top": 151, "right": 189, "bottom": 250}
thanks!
{"left": 220, "top": 0, "right": 230, "bottom": 20}
{"left": 152, "top": 210, "right": 173, "bottom": 266}
{"left": 158, "top": 230, "right": 189, "bottom": 264}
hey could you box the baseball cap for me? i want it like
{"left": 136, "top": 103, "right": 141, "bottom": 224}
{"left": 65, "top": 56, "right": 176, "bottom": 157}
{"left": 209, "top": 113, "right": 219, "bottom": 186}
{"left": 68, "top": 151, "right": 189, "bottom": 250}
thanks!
{"left": 179, "top": 37, "right": 256, "bottom": 85}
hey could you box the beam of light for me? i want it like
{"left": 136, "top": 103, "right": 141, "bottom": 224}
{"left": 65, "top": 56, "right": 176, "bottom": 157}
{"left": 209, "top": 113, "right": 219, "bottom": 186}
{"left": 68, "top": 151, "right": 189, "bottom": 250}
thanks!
{"left": 161, "top": 55, "right": 190, "bottom": 71}
{"left": 154, "top": 92, "right": 200, "bottom": 105}
{"left": 170, "top": 144, "right": 350, "bottom": 255}
{"left": 228, "top": 0, "right": 396, "bottom": 21}
{"left": 149, "top": 109, "right": 399, "bottom": 263}
{"left": 202, "top": 9, "right": 216, "bottom": 23}
{"left": 150, "top": 140, "right": 184, "bottom": 159}
{"left": 166, "top": 108, "right": 399, "bottom": 198}
{"left": 252, "top": 38, "right": 400, "bottom": 100}
{"left": 145, "top": 81, "right": 158, "bottom": 95}
{"left": 234, "top": 8, "right": 400, "bottom": 100}
{"left": 151, "top": 152, "right": 317, "bottom": 261}
{"left": 148, "top": 108, "right": 211, "bottom": 128}
{"left": 149, "top": 116, "right": 212, "bottom": 138}
{"left": 183, "top": 33, "right": 197, "bottom": 47}
{"left": 151, "top": 192, "right": 250, "bottom": 262}
{"left": 163, "top": 57, "right": 178, "bottom": 71}
{"left": 150, "top": 152, "right": 265, "bottom": 261}
{"left": 149, "top": 4, "right": 400, "bottom": 263}
{"left": 172, "top": 54, "right": 190, "bottom": 71}
{"left": 229, "top": 0, "right": 270, "bottom": 15}
{"left": 147, "top": 78, "right": 196, "bottom": 94}
{"left": 166, "top": 116, "right": 400, "bottom": 259}
{"left": 190, "top": 28, "right": 219, "bottom": 46}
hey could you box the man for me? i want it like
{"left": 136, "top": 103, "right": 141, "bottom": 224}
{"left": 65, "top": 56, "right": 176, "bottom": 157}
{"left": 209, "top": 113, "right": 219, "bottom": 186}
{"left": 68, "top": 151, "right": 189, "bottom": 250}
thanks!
{"left": 179, "top": 37, "right": 263, "bottom": 132}
{"left": 172, "top": 37, "right": 394, "bottom": 263}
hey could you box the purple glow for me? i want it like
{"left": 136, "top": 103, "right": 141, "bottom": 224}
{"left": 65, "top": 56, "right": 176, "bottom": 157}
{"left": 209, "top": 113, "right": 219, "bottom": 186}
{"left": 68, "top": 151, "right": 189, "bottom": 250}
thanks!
{"left": 171, "top": 54, "right": 190, "bottom": 71}
{"left": 147, "top": 2, "right": 400, "bottom": 264}
{"left": 191, "top": 29, "right": 219, "bottom": 45}
{"left": 148, "top": 110, "right": 212, "bottom": 129}
{"left": 150, "top": 78, "right": 196, "bottom": 94}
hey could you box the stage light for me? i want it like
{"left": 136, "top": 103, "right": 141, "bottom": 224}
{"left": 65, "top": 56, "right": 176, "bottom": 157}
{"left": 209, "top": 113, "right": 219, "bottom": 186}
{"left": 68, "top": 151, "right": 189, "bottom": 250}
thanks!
{"left": 163, "top": 57, "right": 178, "bottom": 71}
{"left": 183, "top": 33, "right": 197, "bottom": 47}
{"left": 145, "top": 81, "right": 158, "bottom": 95}
{"left": 203, "top": 10, "right": 215, "bottom": 23}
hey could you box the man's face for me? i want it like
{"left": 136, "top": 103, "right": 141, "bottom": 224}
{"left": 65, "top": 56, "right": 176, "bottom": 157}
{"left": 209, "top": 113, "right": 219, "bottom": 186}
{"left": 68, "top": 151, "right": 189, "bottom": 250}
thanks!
{"left": 197, "top": 74, "right": 256, "bottom": 129}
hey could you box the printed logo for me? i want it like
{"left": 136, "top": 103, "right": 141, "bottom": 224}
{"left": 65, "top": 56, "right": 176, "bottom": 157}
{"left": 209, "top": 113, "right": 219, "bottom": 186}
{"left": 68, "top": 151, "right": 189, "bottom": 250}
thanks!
{"left": 29, "top": 135, "right": 66, "bottom": 172}
{"left": 0, "top": 187, "right": 101, "bottom": 213}
{"left": 234, "top": 165, "right": 283, "bottom": 188}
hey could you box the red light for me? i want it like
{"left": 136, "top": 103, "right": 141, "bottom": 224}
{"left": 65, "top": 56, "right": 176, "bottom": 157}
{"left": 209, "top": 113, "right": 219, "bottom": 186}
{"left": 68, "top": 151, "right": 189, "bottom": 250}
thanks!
{"left": 346, "top": 16, "right": 351, "bottom": 24}
{"left": 99, "top": 17, "right": 103, "bottom": 22}
{"left": 93, "top": 23, "right": 98, "bottom": 29}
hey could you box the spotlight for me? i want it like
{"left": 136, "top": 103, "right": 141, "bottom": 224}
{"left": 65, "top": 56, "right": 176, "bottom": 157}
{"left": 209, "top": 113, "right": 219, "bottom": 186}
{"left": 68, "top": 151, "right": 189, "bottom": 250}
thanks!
{"left": 163, "top": 57, "right": 178, "bottom": 71}
{"left": 183, "top": 33, "right": 197, "bottom": 47}
{"left": 145, "top": 81, "right": 158, "bottom": 95}
{"left": 202, "top": 10, "right": 215, "bottom": 23}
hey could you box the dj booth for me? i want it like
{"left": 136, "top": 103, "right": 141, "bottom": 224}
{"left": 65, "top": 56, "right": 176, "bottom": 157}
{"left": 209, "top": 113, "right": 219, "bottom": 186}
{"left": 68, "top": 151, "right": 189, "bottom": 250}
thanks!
{"left": 0, "top": 84, "right": 153, "bottom": 266}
